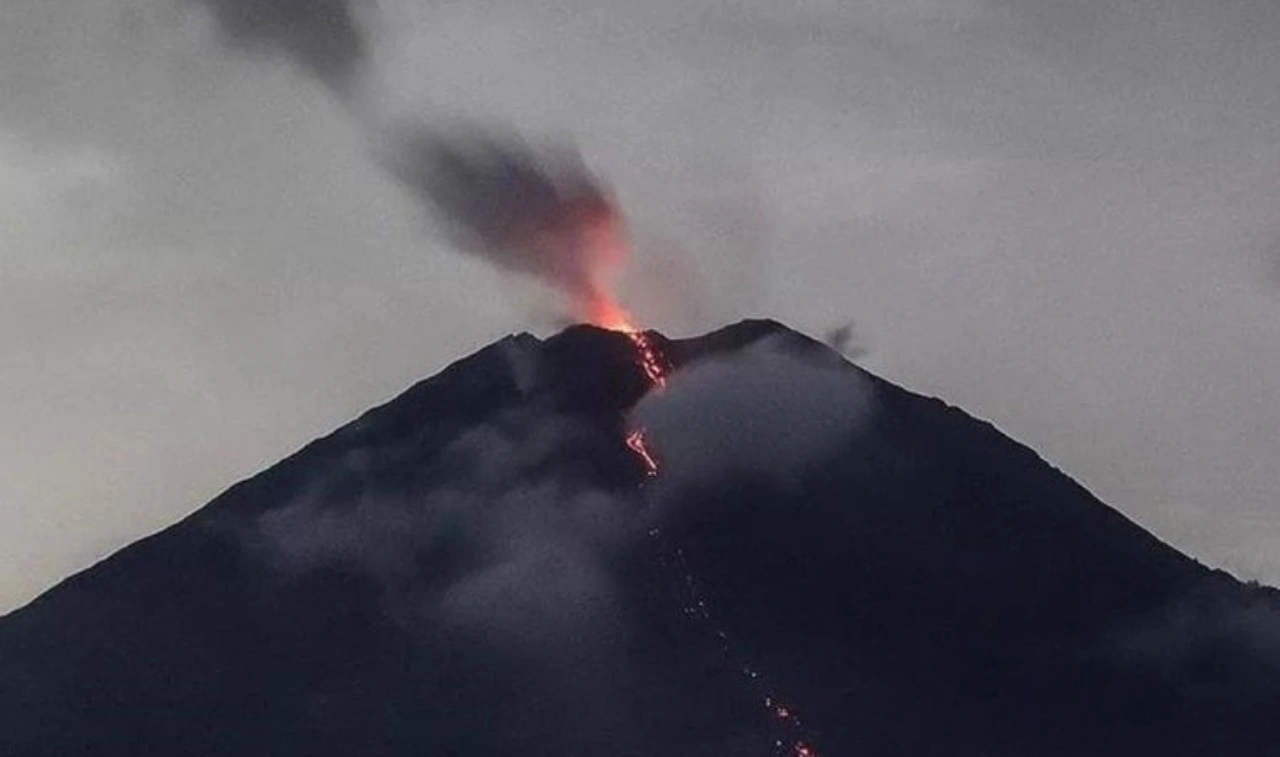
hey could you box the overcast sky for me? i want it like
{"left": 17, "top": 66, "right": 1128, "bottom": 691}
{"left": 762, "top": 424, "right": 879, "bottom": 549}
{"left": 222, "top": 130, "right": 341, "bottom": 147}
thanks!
{"left": 2, "top": 0, "right": 1278, "bottom": 611}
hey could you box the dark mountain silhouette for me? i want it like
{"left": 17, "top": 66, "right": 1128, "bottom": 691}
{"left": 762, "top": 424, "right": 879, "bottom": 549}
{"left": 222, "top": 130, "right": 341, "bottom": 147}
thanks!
{"left": 2, "top": 320, "right": 1278, "bottom": 756}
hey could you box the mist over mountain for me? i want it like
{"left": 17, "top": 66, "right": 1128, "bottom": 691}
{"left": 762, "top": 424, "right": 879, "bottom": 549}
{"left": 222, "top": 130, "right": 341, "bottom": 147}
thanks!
{"left": 2, "top": 320, "right": 1277, "bottom": 756}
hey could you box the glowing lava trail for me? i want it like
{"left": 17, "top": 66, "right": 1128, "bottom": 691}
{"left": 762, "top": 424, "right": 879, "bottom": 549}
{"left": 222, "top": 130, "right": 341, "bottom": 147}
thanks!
{"left": 626, "top": 330, "right": 669, "bottom": 390}
{"left": 611, "top": 323, "right": 820, "bottom": 757}
{"left": 569, "top": 186, "right": 819, "bottom": 754}
{"left": 625, "top": 430, "right": 660, "bottom": 476}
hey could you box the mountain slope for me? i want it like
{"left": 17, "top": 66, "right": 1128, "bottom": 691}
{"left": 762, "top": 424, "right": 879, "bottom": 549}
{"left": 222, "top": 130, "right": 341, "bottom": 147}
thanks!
{"left": 2, "top": 320, "right": 1277, "bottom": 756}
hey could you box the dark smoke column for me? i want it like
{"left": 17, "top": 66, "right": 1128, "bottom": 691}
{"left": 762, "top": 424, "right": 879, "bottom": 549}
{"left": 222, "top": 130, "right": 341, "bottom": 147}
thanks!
{"left": 191, "top": 0, "right": 366, "bottom": 94}
{"left": 192, "top": 0, "right": 636, "bottom": 327}
{"left": 388, "top": 128, "right": 632, "bottom": 326}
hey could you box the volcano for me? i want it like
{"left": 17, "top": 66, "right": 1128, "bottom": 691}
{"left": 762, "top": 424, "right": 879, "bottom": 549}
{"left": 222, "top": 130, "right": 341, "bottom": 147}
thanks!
{"left": 2, "top": 320, "right": 1277, "bottom": 756}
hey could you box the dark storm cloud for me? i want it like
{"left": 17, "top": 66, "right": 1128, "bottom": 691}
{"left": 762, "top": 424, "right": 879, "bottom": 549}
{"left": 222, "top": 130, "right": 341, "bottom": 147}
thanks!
{"left": 190, "top": 0, "right": 366, "bottom": 92}
{"left": 632, "top": 336, "right": 874, "bottom": 496}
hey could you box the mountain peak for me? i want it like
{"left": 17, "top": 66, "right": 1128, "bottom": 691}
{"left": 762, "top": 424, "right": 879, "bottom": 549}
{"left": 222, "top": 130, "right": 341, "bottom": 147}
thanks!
{"left": 2, "top": 320, "right": 1277, "bottom": 756}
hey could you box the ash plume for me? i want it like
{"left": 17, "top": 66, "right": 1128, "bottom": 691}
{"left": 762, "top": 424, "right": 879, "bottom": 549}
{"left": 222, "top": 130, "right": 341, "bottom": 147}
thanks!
{"left": 387, "top": 127, "right": 627, "bottom": 320}
{"left": 822, "top": 321, "right": 868, "bottom": 359}
{"left": 190, "top": 0, "right": 366, "bottom": 94}
{"left": 192, "top": 0, "right": 629, "bottom": 324}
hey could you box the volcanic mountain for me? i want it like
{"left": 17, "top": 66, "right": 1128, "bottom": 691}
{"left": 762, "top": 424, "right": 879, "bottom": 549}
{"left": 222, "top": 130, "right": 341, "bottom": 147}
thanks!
{"left": 2, "top": 320, "right": 1277, "bottom": 756}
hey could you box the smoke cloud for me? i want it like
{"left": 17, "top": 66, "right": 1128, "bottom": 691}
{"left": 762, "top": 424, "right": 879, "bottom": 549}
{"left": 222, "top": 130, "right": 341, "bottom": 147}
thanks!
{"left": 190, "top": 0, "right": 366, "bottom": 94}
{"left": 822, "top": 321, "right": 868, "bottom": 359}
{"left": 249, "top": 406, "right": 652, "bottom": 747}
{"left": 1108, "top": 584, "right": 1280, "bottom": 674}
{"left": 241, "top": 330, "right": 880, "bottom": 749}
{"left": 192, "top": 0, "right": 628, "bottom": 324}
{"left": 632, "top": 335, "right": 874, "bottom": 497}
{"left": 386, "top": 127, "right": 628, "bottom": 320}
{"left": 253, "top": 409, "right": 639, "bottom": 642}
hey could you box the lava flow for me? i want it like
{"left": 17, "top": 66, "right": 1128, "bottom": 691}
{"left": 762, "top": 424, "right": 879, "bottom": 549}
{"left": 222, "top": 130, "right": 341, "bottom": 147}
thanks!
{"left": 625, "top": 430, "right": 660, "bottom": 476}
{"left": 607, "top": 317, "right": 819, "bottom": 757}
{"left": 583, "top": 296, "right": 668, "bottom": 390}
{"left": 567, "top": 181, "right": 818, "bottom": 754}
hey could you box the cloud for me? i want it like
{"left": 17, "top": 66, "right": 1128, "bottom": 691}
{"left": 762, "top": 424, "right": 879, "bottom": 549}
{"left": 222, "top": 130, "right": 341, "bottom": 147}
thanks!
{"left": 632, "top": 335, "right": 874, "bottom": 498}
{"left": 821, "top": 321, "right": 868, "bottom": 359}
{"left": 1093, "top": 582, "right": 1280, "bottom": 713}
{"left": 248, "top": 404, "right": 652, "bottom": 745}
{"left": 251, "top": 408, "right": 641, "bottom": 642}
{"left": 382, "top": 125, "right": 627, "bottom": 320}
{"left": 189, "top": 0, "right": 366, "bottom": 93}
{"left": 191, "top": 0, "right": 630, "bottom": 324}
{"left": 1108, "top": 585, "right": 1280, "bottom": 680}
{"left": 246, "top": 330, "right": 876, "bottom": 684}
{"left": 432, "top": 479, "right": 624, "bottom": 650}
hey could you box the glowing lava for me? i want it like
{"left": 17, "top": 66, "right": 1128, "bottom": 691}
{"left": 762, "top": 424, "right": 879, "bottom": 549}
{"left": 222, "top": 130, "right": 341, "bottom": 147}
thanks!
{"left": 570, "top": 195, "right": 669, "bottom": 392}
{"left": 574, "top": 183, "right": 818, "bottom": 754}
{"left": 614, "top": 319, "right": 820, "bottom": 757}
{"left": 625, "top": 429, "right": 660, "bottom": 476}
{"left": 583, "top": 291, "right": 639, "bottom": 334}
{"left": 585, "top": 291, "right": 667, "bottom": 388}
{"left": 627, "top": 330, "right": 669, "bottom": 389}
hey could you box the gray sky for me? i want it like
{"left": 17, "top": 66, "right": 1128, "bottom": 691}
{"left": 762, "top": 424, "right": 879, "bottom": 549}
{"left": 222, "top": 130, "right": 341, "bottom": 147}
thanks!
{"left": 2, "top": 0, "right": 1278, "bottom": 611}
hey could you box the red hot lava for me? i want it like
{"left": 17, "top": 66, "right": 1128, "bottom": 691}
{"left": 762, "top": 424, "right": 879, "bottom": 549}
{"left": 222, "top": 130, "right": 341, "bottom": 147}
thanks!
{"left": 606, "top": 311, "right": 819, "bottom": 757}
{"left": 563, "top": 184, "right": 820, "bottom": 756}
{"left": 625, "top": 429, "right": 660, "bottom": 476}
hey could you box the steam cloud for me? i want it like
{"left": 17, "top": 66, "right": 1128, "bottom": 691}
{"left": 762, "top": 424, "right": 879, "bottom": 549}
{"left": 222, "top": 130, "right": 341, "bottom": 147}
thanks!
{"left": 633, "top": 335, "right": 874, "bottom": 497}
{"left": 822, "top": 321, "right": 867, "bottom": 359}
{"left": 255, "top": 411, "right": 636, "bottom": 635}
{"left": 253, "top": 333, "right": 875, "bottom": 641}
{"left": 251, "top": 408, "right": 646, "bottom": 747}
{"left": 192, "top": 0, "right": 626, "bottom": 322}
